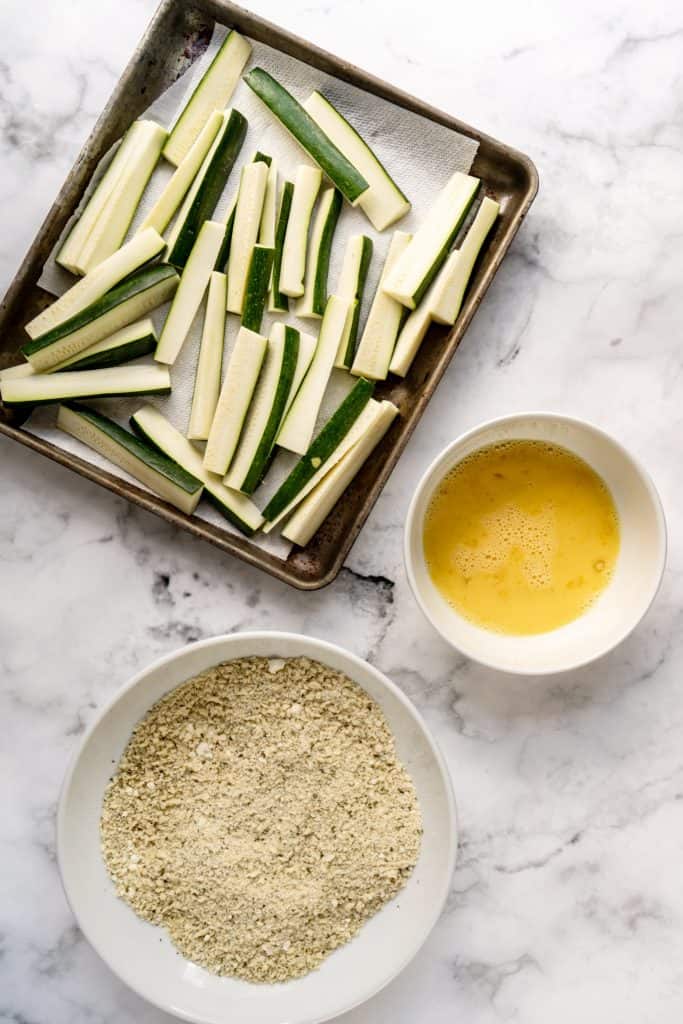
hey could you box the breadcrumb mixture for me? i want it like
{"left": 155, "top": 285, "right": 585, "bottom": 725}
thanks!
{"left": 100, "top": 656, "right": 422, "bottom": 983}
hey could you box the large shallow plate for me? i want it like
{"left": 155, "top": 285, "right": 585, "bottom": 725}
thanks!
{"left": 0, "top": 0, "right": 537, "bottom": 589}
{"left": 57, "top": 631, "right": 457, "bottom": 1024}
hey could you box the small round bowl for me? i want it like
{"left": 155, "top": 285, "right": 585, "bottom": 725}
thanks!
{"left": 404, "top": 413, "right": 667, "bottom": 675}
{"left": 57, "top": 632, "right": 456, "bottom": 1024}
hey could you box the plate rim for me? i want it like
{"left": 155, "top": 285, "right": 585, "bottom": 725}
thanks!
{"left": 56, "top": 630, "right": 458, "bottom": 1024}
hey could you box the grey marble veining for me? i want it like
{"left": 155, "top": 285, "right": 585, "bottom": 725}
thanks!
{"left": 2, "top": 0, "right": 683, "bottom": 1021}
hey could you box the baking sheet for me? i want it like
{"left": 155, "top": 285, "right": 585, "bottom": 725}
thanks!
{"left": 26, "top": 22, "right": 478, "bottom": 555}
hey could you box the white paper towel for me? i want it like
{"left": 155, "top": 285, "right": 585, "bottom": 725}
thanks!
{"left": 28, "top": 23, "right": 479, "bottom": 557}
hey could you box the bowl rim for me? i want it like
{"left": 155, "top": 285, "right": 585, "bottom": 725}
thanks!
{"left": 56, "top": 630, "right": 458, "bottom": 1024}
{"left": 403, "top": 410, "right": 668, "bottom": 675}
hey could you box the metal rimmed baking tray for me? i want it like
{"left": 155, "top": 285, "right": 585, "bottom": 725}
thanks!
{"left": 0, "top": 0, "right": 538, "bottom": 589}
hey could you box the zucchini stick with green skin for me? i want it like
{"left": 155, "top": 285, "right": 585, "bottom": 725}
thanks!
{"left": 163, "top": 30, "right": 252, "bottom": 166}
{"left": 282, "top": 399, "right": 399, "bottom": 546}
{"left": 214, "top": 151, "right": 272, "bottom": 273}
{"left": 276, "top": 294, "right": 351, "bottom": 455}
{"left": 268, "top": 180, "right": 294, "bottom": 312}
{"left": 188, "top": 271, "right": 227, "bottom": 441}
{"left": 226, "top": 162, "right": 269, "bottom": 314}
{"left": 139, "top": 112, "right": 224, "bottom": 235}
{"left": 303, "top": 91, "right": 410, "bottom": 231}
{"left": 226, "top": 324, "right": 300, "bottom": 494}
{"left": 75, "top": 123, "right": 167, "bottom": 275}
{"left": 166, "top": 109, "right": 247, "bottom": 269}
{"left": 264, "top": 397, "right": 383, "bottom": 535}
{"left": 279, "top": 165, "right": 322, "bottom": 299}
{"left": 203, "top": 326, "right": 268, "bottom": 476}
{"left": 388, "top": 248, "right": 466, "bottom": 377}
{"left": 214, "top": 205, "right": 237, "bottom": 274}
{"left": 21, "top": 265, "right": 179, "bottom": 372}
{"left": 236, "top": 325, "right": 317, "bottom": 493}
{"left": 294, "top": 187, "right": 342, "bottom": 319}
{"left": 351, "top": 231, "right": 412, "bottom": 380}
{"left": 333, "top": 234, "right": 373, "bottom": 367}
{"left": 155, "top": 220, "right": 225, "bottom": 365}
{"left": 58, "top": 403, "right": 203, "bottom": 515}
{"left": 389, "top": 203, "right": 499, "bottom": 377}
{"left": 130, "top": 404, "right": 264, "bottom": 535}
{"left": 25, "top": 228, "right": 165, "bottom": 341}
{"left": 0, "top": 319, "right": 157, "bottom": 380}
{"left": 243, "top": 68, "right": 369, "bottom": 205}
{"left": 54, "top": 319, "right": 157, "bottom": 372}
{"left": 57, "top": 121, "right": 151, "bottom": 273}
{"left": 1, "top": 363, "right": 171, "bottom": 406}
{"left": 241, "top": 246, "right": 275, "bottom": 332}
{"left": 263, "top": 377, "right": 375, "bottom": 526}
{"left": 429, "top": 196, "right": 500, "bottom": 324}
{"left": 383, "top": 170, "right": 480, "bottom": 309}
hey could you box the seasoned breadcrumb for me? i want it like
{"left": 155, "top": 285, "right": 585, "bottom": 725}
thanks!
{"left": 100, "top": 656, "right": 422, "bottom": 983}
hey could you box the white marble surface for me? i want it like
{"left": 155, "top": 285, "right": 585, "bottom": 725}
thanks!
{"left": 1, "top": 0, "right": 682, "bottom": 1020}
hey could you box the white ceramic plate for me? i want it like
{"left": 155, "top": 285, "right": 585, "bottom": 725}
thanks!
{"left": 405, "top": 413, "right": 667, "bottom": 674}
{"left": 57, "top": 632, "right": 456, "bottom": 1024}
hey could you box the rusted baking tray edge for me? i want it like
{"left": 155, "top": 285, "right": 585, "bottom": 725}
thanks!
{"left": 0, "top": 0, "right": 539, "bottom": 590}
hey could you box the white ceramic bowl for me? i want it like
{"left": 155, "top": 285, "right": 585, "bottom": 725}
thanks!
{"left": 57, "top": 632, "right": 456, "bottom": 1024}
{"left": 405, "top": 413, "right": 667, "bottom": 675}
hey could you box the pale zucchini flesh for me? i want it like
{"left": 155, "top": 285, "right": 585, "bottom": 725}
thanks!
{"left": 74, "top": 122, "right": 167, "bottom": 275}
{"left": 226, "top": 162, "right": 269, "bottom": 314}
{"left": 383, "top": 171, "right": 480, "bottom": 309}
{"left": 303, "top": 91, "right": 410, "bottom": 231}
{"left": 139, "top": 111, "right": 223, "bottom": 235}
{"left": 387, "top": 301, "right": 433, "bottom": 378}
{"left": 155, "top": 220, "right": 225, "bottom": 365}
{"left": 21, "top": 265, "right": 179, "bottom": 372}
{"left": 166, "top": 109, "right": 247, "bottom": 269}
{"left": 276, "top": 294, "right": 351, "bottom": 455}
{"left": 0, "top": 361, "right": 34, "bottom": 382}
{"left": 188, "top": 271, "right": 227, "bottom": 441}
{"left": 56, "top": 121, "right": 145, "bottom": 273}
{"left": 282, "top": 399, "right": 399, "bottom": 545}
{"left": 243, "top": 68, "right": 369, "bottom": 206}
{"left": 279, "top": 165, "right": 322, "bottom": 299}
{"left": 1, "top": 363, "right": 171, "bottom": 406}
{"left": 294, "top": 187, "right": 342, "bottom": 319}
{"left": 163, "top": 30, "right": 252, "bottom": 166}
{"left": 25, "top": 228, "right": 165, "bottom": 341}
{"left": 268, "top": 180, "right": 294, "bottom": 312}
{"left": 336, "top": 234, "right": 373, "bottom": 299}
{"left": 226, "top": 324, "right": 299, "bottom": 493}
{"left": 333, "top": 233, "right": 373, "bottom": 367}
{"left": 258, "top": 157, "right": 278, "bottom": 248}
{"left": 351, "top": 231, "right": 412, "bottom": 380}
{"left": 58, "top": 403, "right": 202, "bottom": 515}
{"left": 214, "top": 151, "right": 271, "bottom": 272}
{"left": 284, "top": 329, "right": 317, "bottom": 418}
{"left": 264, "top": 378, "right": 375, "bottom": 527}
{"left": 203, "top": 327, "right": 268, "bottom": 475}
{"left": 429, "top": 196, "right": 500, "bottom": 324}
{"left": 130, "top": 404, "right": 264, "bottom": 535}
